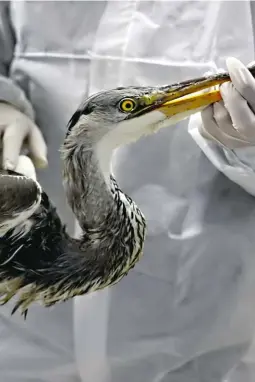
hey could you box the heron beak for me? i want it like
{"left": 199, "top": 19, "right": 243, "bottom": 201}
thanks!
{"left": 158, "top": 84, "right": 222, "bottom": 118}
{"left": 148, "top": 64, "right": 255, "bottom": 118}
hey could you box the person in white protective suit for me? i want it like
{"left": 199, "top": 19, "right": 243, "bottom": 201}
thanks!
{"left": 2, "top": 1, "right": 255, "bottom": 381}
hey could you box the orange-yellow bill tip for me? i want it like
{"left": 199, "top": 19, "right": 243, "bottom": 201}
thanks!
{"left": 159, "top": 88, "right": 222, "bottom": 118}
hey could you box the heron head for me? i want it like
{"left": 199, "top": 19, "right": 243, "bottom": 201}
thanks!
{"left": 64, "top": 72, "right": 227, "bottom": 180}
{"left": 65, "top": 72, "right": 226, "bottom": 148}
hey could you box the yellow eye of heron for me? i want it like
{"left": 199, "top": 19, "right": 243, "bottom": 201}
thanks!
{"left": 119, "top": 98, "right": 137, "bottom": 113}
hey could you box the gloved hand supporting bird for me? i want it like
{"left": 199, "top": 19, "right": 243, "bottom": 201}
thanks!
{"left": 0, "top": 101, "right": 47, "bottom": 172}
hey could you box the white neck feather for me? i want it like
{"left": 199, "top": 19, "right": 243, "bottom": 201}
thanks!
{"left": 95, "top": 107, "right": 204, "bottom": 185}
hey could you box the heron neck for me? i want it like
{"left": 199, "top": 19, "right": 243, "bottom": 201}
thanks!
{"left": 62, "top": 140, "right": 115, "bottom": 230}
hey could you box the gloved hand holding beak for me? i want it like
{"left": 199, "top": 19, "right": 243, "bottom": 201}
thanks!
{"left": 198, "top": 57, "right": 255, "bottom": 149}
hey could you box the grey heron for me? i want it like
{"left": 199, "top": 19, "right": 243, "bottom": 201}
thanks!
{"left": 0, "top": 65, "right": 253, "bottom": 318}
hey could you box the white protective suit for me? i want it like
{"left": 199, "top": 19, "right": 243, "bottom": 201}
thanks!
{"left": 1, "top": 1, "right": 255, "bottom": 382}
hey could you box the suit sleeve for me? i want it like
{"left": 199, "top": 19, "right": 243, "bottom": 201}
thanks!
{"left": 0, "top": 2, "right": 35, "bottom": 120}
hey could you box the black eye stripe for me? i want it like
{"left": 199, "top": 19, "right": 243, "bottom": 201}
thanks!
{"left": 66, "top": 104, "right": 95, "bottom": 137}
{"left": 66, "top": 110, "right": 82, "bottom": 137}
{"left": 82, "top": 104, "right": 95, "bottom": 115}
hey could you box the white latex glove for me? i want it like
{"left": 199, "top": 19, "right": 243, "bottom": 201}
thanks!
{"left": 199, "top": 57, "right": 255, "bottom": 150}
{"left": 0, "top": 102, "right": 47, "bottom": 170}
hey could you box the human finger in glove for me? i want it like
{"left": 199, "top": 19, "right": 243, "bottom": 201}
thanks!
{"left": 199, "top": 57, "right": 255, "bottom": 149}
{"left": 0, "top": 102, "right": 48, "bottom": 171}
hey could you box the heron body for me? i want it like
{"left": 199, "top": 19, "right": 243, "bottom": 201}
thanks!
{"left": 0, "top": 72, "right": 243, "bottom": 317}
{"left": 0, "top": 165, "right": 145, "bottom": 318}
